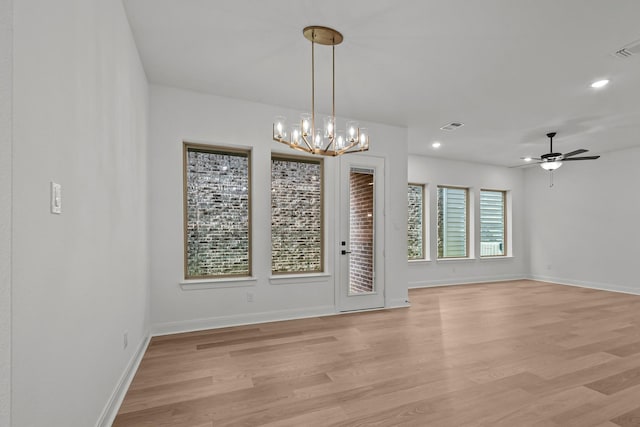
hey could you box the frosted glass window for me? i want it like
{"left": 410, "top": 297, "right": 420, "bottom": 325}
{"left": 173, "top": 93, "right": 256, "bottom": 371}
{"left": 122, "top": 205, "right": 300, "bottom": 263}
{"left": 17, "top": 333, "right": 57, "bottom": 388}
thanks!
{"left": 271, "top": 155, "right": 323, "bottom": 274}
{"left": 183, "top": 144, "right": 251, "bottom": 278}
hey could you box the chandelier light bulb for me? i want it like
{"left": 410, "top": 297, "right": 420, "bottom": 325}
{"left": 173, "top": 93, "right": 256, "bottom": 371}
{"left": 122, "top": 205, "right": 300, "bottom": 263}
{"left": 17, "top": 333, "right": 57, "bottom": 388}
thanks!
{"left": 359, "top": 128, "right": 368, "bottom": 148}
{"left": 336, "top": 131, "right": 345, "bottom": 150}
{"left": 291, "top": 125, "right": 301, "bottom": 146}
{"left": 274, "top": 116, "right": 286, "bottom": 139}
{"left": 346, "top": 121, "right": 358, "bottom": 142}
{"left": 314, "top": 128, "right": 323, "bottom": 149}
{"left": 300, "top": 114, "right": 311, "bottom": 136}
{"left": 324, "top": 116, "right": 335, "bottom": 138}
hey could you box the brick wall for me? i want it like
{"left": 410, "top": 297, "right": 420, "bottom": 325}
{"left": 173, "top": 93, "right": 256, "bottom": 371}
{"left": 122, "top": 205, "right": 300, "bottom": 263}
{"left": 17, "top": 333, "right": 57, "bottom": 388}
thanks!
{"left": 185, "top": 149, "right": 250, "bottom": 277}
{"left": 271, "top": 158, "right": 322, "bottom": 273}
{"left": 349, "top": 171, "right": 374, "bottom": 293}
{"left": 408, "top": 184, "right": 423, "bottom": 259}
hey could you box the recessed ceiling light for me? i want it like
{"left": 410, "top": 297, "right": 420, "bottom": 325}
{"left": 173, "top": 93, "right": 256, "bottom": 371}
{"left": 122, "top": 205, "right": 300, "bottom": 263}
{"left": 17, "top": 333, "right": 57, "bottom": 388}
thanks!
{"left": 523, "top": 157, "right": 532, "bottom": 162}
{"left": 591, "top": 79, "right": 609, "bottom": 88}
{"left": 432, "top": 142, "right": 441, "bottom": 148}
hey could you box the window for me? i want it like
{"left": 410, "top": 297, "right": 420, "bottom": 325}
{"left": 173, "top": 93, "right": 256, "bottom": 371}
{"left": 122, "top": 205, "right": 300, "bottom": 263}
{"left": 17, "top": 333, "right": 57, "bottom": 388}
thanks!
{"left": 408, "top": 184, "right": 425, "bottom": 260}
{"left": 480, "top": 190, "right": 506, "bottom": 256}
{"left": 271, "top": 155, "right": 323, "bottom": 274}
{"left": 183, "top": 143, "right": 251, "bottom": 279}
{"left": 437, "top": 186, "right": 468, "bottom": 258}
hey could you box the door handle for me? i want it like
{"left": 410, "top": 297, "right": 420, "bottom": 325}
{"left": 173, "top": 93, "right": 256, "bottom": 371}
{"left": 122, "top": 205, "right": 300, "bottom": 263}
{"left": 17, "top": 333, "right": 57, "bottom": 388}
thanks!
{"left": 341, "top": 250, "right": 352, "bottom": 255}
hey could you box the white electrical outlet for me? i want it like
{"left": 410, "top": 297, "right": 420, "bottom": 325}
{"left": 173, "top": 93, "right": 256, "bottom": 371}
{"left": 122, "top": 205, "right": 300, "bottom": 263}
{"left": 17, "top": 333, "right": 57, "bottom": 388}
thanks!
{"left": 50, "top": 182, "right": 62, "bottom": 214}
{"left": 123, "top": 331, "right": 128, "bottom": 349}
{"left": 246, "top": 292, "right": 254, "bottom": 303}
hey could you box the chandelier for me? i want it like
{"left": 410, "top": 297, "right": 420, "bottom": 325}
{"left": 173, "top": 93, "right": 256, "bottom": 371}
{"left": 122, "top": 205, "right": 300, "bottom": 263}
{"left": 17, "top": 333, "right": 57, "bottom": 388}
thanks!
{"left": 273, "top": 26, "right": 370, "bottom": 156}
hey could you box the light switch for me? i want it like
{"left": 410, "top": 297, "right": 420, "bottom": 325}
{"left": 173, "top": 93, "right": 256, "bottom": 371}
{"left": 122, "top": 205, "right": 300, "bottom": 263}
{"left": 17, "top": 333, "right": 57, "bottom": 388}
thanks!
{"left": 51, "top": 182, "right": 62, "bottom": 214}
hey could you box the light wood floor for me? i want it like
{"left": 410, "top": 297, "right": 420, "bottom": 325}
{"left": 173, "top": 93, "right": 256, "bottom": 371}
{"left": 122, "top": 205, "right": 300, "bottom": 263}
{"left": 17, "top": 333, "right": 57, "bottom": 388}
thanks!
{"left": 113, "top": 280, "right": 640, "bottom": 426}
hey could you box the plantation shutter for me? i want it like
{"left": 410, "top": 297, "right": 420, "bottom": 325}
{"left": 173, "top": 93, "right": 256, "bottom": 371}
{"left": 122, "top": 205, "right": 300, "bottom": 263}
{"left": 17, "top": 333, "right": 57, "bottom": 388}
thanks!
{"left": 480, "top": 190, "right": 505, "bottom": 256}
{"left": 440, "top": 187, "right": 467, "bottom": 257}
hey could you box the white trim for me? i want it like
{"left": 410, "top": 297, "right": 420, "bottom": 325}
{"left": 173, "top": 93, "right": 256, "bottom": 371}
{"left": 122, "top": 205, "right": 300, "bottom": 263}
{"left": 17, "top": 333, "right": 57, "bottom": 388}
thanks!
{"left": 180, "top": 276, "right": 258, "bottom": 290}
{"left": 409, "top": 274, "right": 526, "bottom": 289}
{"left": 408, "top": 258, "right": 432, "bottom": 264}
{"left": 152, "top": 305, "right": 337, "bottom": 336}
{"left": 388, "top": 297, "right": 411, "bottom": 308}
{"left": 436, "top": 257, "right": 476, "bottom": 262}
{"left": 96, "top": 333, "right": 151, "bottom": 427}
{"left": 269, "top": 272, "right": 332, "bottom": 285}
{"left": 479, "top": 255, "right": 515, "bottom": 261}
{"left": 528, "top": 275, "right": 640, "bottom": 296}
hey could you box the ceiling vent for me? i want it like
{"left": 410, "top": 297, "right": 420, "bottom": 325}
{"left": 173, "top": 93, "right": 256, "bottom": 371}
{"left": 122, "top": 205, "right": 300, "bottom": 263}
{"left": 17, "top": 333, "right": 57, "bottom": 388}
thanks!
{"left": 613, "top": 39, "right": 640, "bottom": 58}
{"left": 440, "top": 122, "right": 464, "bottom": 131}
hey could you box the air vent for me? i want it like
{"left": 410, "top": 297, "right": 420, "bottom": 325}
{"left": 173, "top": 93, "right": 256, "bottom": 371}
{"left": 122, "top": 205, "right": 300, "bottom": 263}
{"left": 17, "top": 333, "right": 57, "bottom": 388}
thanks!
{"left": 440, "top": 122, "right": 464, "bottom": 131}
{"left": 613, "top": 39, "right": 640, "bottom": 58}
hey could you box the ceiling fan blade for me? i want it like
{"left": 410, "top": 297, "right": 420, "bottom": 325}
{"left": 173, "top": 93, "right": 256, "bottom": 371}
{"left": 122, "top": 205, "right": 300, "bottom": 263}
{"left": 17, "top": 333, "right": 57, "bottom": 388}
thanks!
{"left": 563, "top": 156, "right": 600, "bottom": 161}
{"left": 509, "top": 161, "right": 544, "bottom": 168}
{"left": 562, "top": 149, "right": 588, "bottom": 158}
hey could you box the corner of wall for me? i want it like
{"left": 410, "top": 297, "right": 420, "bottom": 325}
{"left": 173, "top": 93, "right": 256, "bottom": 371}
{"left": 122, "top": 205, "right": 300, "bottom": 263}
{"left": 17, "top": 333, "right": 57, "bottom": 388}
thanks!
{"left": 96, "top": 334, "right": 151, "bottom": 427}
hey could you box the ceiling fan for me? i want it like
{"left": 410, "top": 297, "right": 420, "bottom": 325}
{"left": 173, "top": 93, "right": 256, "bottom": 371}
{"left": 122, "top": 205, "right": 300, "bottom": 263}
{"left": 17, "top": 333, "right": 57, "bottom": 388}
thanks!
{"left": 523, "top": 132, "right": 600, "bottom": 170}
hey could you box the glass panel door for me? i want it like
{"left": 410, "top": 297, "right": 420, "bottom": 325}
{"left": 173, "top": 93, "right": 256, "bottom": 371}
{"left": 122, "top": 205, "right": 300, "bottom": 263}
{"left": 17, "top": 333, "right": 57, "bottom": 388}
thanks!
{"left": 338, "top": 156, "right": 385, "bottom": 311}
{"left": 349, "top": 168, "right": 375, "bottom": 295}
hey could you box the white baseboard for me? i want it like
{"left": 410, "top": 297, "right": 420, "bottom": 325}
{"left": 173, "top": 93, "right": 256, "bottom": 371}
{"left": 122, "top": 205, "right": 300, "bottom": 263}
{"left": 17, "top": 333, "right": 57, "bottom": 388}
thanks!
{"left": 96, "top": 333, "right": 151, "bottom": 427}
{"left": 152, "top": 305, "right": 337, "bottom": 336}
{"left": 528, "top": 275, "right": 640, "bottom": 296}
{"left": 408, "top": 274, "right": 526, "bottom": 289}
{"left": 388, "top": 297, "right": 411, "bottom": 308}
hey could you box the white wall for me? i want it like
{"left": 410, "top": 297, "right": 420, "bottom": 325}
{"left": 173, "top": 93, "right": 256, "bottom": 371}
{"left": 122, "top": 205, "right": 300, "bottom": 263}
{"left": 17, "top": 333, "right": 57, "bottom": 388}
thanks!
{"left": 149, "top": 85, "right": 408, "bottom": 334}
{"left": 525, "top": 146, "right": 640, "bottom": 294}
{"left": 12, "top": 0, "right": 149, "bottom": 426}
{"left": 407, "top": 154, "right": 527, "bottom": 287}
{"left": 0, "top": 0, "right": 12, "bottom": 424}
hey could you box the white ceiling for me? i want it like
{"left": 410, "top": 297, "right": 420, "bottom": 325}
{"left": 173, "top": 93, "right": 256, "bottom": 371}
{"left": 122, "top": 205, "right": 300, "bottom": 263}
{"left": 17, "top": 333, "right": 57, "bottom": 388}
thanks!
{"left": 123, "top": 0, "right": 640, "bottom": 166}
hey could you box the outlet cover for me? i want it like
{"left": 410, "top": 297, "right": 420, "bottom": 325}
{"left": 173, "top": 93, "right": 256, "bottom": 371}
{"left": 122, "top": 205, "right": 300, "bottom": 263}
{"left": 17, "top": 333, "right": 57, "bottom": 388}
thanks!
{"left": 50, "top": 182, "right": 62, "bottom": 214}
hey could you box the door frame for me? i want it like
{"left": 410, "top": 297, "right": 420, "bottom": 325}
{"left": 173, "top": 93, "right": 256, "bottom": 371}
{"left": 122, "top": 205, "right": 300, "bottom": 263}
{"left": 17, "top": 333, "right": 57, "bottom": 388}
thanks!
{"left": 336, "top": 155, "right": 385, "bottom": 312}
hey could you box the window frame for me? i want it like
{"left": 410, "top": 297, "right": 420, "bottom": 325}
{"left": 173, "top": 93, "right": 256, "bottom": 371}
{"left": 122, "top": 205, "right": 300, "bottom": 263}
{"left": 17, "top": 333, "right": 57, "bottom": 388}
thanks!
{"left": 479, "top": 188, "right": 507, "bottom": 258}
{"left": 437, "top": 185, "right": 469, "bottom": 259}
{"left": 182, "top": 142, "right": 252, "bottom": 280}
{"left": 407, "top": 183, "right": 427, "bottom": 261}
{"left": 270, "top": 152, "right": 324, "bottom": 275}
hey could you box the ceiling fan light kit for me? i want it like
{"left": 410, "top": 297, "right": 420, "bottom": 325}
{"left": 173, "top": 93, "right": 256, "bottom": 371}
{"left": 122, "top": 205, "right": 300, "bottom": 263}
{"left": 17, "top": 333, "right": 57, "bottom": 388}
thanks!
{"left": 540, "top": 161, "right": 562, "bottom": 171}
{"left": 522, "top": 131, "right": 600, "bottom": 171}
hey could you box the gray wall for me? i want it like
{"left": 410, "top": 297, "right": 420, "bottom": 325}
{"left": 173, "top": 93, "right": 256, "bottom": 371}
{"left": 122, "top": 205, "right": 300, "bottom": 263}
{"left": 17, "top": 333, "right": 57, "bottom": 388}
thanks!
{"left": 407, "top": 154, "right": 527, "bottom": 287}
{"left": 11, "top": 0, "right": 149, "bottom": 425}
{"left": 0, "top": 0, "right": 12, "bottom": 424}
{"left": 525, "top": 146, "right": 640, "bottom": 293}
{"left": 149, "top": 84, "right": 409, "bottom": 334}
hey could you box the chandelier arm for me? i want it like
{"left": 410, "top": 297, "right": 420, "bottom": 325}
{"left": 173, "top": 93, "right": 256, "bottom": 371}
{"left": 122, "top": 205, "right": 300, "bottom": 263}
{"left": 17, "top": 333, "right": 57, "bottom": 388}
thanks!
{"left": 300, "top": 134, "right": 314, "bottom": 152}
{"left": 322, "top": 136, "right": 334, "bottom": 153}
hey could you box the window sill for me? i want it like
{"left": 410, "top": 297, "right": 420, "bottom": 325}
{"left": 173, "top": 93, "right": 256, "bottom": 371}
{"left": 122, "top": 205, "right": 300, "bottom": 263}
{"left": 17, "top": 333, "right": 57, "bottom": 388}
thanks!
{"left": 180, "top": 276, "right": 258, "bottom": 290}
{"left": 269, "top": 273, "right": 332, "bottom": 285}
{"left": 436, "top": 257, "right": 476, "bottom": 262}
{"left": 409, "top": 259, "right": 432, "bottom": 264}
{"left": 479, "top": 255, "right": 514, "bottom": 261}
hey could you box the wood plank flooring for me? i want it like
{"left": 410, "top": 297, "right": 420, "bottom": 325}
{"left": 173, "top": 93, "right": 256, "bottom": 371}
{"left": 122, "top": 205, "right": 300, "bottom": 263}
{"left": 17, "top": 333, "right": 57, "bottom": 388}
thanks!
{"left": 113, "top": 280, "right": 640, "bottom": 426}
